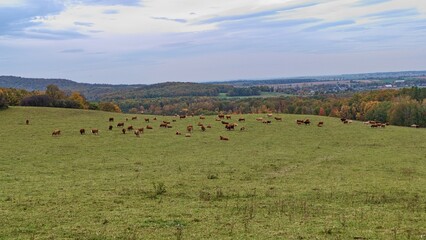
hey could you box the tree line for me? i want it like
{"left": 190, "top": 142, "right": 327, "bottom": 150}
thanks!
{"left": 1, "top": 85, "right": 425, "bottom": 127}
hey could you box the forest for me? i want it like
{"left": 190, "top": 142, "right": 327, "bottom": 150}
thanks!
{"left": 1, "top": 84, "right": 425, "bottom": 127}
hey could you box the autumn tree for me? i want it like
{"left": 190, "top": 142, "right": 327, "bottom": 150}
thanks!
{"left": 99, "top": 102, "right": 122, "bottom": 113}
{"left": 45, "top": 84, "right": 65, "bottom": 100}
{"left": 0, "top": 89, "right": 8, "bottom": 109}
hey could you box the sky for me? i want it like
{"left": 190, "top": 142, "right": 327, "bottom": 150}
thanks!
{"left": 0, "top": 0, "right": 425, "bottom": 84}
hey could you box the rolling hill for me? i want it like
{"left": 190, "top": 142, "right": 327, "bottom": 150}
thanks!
{"left": 0, "top": 106, "right": 425, "bottom": 239}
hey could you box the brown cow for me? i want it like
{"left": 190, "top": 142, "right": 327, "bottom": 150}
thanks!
{"left": 132, "top": 116, "right": 137, "bottom": 120}
{"left": 137, "top": 127, "right": 144, "bottom": 133}
{"left": 215, "top": 118, "right": 221, "bottom": 121}
{"left": 221, "top": 121, "right": 229, "bottom": 125}
{"left": 304, "top": 119, "right": 311, "bottom": 125}
{"left": 122, "top": 128, "right": 126, "bottom": 134}
{"left": 296, "top": 119, "right": 304, "bottom": 125}
{"left": 109, "top": 117, "right": 114, "bottom": 122}
{"left": 91, "top": 129, "right": 99, "bottom": 135}
{"left": 167, "top": 125, "right": 173, "bottom": 128}
{"left": 117, "top": 122, "right": 124, "bottom": 127}
{"left": 274, "top": 117, "right": 282, "bottom": 121}
{"left": 109, "top": 125, "right": 113, "bottom": 130}
{"left": 172, "top": 119, "right": 177, "bottom": 122}
{"left": 256, "top": 117, "right": 263, "bottom": 122}
{"left": 52, "top": 129, "right": 61, "bottom": 136}
{"left": 225, "top": 123, "right": 235, "bottom": 130}
{"left": 153, "top": 117, "right": 157, "bottom": 121}
{"left": 218, "top": 114, "right": 225, "bottom": 119}
{"left": 134, "top": 130, "right": 140, "bottom": 137}
{"left": 317, "top": 122, "right": 324, "bottom": 127}
{"left": 226, "top": 115, "right": 231, "bottom": 119}
{"left": 127, "top": 125, "right": 134, "bottom": 131}
{"left": 238, "top": 117, "right": 245, "bottom": 122}
{"left": 200, "top": 116, "right": 206, "bottom": 120}
{"left": 263, "top": 120, "right": 272, "bottom": 124}
{"left": 187, "top": 125, "right": 193, "bottom": 132}
{"left": 267, "top": 113, "right": 273, "bottom": 117}
{"left": 220, "top": 136, "right": 229, "bottom": 141}
{"left": 26, "top": 119, "right": 29, "bottom": 125}
{"left": 144, "top": 118, "right": 150, "bottom": 122}
{"left": 146, "top": 125, "right": 153, "bottom": 129}
{"left": 207, "top": 124, "right": 212, "bottom": 129}
{"left": 176, "top": 131, "right": 182, "bottom": 135}
{"left": 240, "top": 126, "right": 246, "bottom": 131}
{"left": 201, "top": 125, "right": 206, "bottom": 132}
{"left": 163, "top": 121, "right": 171, "bottom": 124}
{"left": 160, "top": 123, "right": 168, "bottom": 128}
{"left": 126, "top": 118, "right": 129, "bottom": 121}
{"left": 179, "top": 115, "right": 186, "bottom": 119}
{"left": 80, "top": 128, "right": 85, "bottom": 135}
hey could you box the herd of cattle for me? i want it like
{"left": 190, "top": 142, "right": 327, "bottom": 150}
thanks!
{"left": 22, "top": 113, "right": 420, "bottom": 140}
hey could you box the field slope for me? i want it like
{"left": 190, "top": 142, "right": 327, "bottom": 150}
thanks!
{"left": 0, "top": 107, "right": 425, "bottom": 239}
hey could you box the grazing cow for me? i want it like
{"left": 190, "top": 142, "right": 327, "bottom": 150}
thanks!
{"left": 132, "top": 116, "right": 137, "bottom": 120}
{"left": 411, "top": 124, "right": 420, "bottom": 128}
{"left": 238, "top": 117, "right": 245, "bottom": 122}
{"left": 122, "top": 129, "right": 126, "bottom": 134}
{"left": 179, "top": 115, "right": 186, "bottom": 119}
{"left": 163, "top": 121, "right": 171, "bottom": 124}
{"left": 80, "top": 128, "right": 85, "bottom": 135}
{"left": 126, "top": 118, "right": 129, "bottom": 121}
{"left": 197, "top": 122, "right": 204, "bottom": 127}
{"left": 317, "top": 122, "right": 324, "bottom": 127}
{"left": 304, "top": 119, "right": 311, "bottom": 125}
{"left": 25, "top": 119, "right": 29, "bottom": 125}
{"left": 127, "top": 125, "right": 134, "bottom": 131}
{"left": 167, "top": 125, "right": 173, "bottom": 128}
{"left": 371, "top": 124, "right": 379, "bottom": 128}
{"left": 185, "top": 133, "right": 191, "bottom": 137}
{"left": 218, "top": 114, "right": 225, "bottom": 119}
{"left": 340, "top": 118, "right": 347, "bottom": 122}
{"left": 343, "top": 120, "right": 349, "bottom": 124}
{"left": 52, "top": 129, "right": 61, "bottom": 136}
{"left": 153, "top": 117, "right": 157, "bottom": 121}
{"left": 225, "top": 124, "right": 235, "bottom": 130}
{"left": 200, "top": 116, "right": 206, "bottom": 120}
{"left": 220, "top": 136, "right": 229, "bottom": 141}
{"left": 226, "top": 115, "right": 232, "bottom": 119}
{"left": 109, "top": 125, "right": 113, "bottom": 130}
{"left": 240, "top": 127, "right": 246, "bottom": 131}
{"left": 201, "top": 125, "right": 206, "bottom": 132}
{"left": 137, "top": 127, "right": 144, "bottom": 133}
{"left": 146, "top": 125, "right": 153, "bottom": 129}
{"left": 215, "top": 118, "right": 221, "bottom": 121}
{"left": 207, "top": 124, "right": 212, "bottom": 128}
{"left": 267, "top": 113, "right": 273, "bottom": 117}
{"left": 91, "top": 129, "right": 99, "bottom": 135}
{"left": 117, "top": 122, "right": 124, "bottom": 127}
{"left": 221, "top": 121, "right": 229, "bottom": 125}
{"left": 160, "top": 123, "right": 168, "bottom": 128}
{"left": 274, "top": 117, "right": 282, "bottom": 121}
{"left": 144, "top": 118, "right": 150, "bottom": 122}
{"left": 296, "top": 119, "right": 304, "bottom": 125}
{"left": 187, "top": 125, "right": 193, "bottom": 132}
{"left": 109, "top": 117, "right": 114, "bottom": 122}
{"left": 172, "top": 119, "right": 177, "bottom": 122}
{"left": 263, "top": 120, "right": 272, "bottom": 124}
{"left": 256, "top": 117, "right": 263, "bottom": 122}
{"left": 134, "top": 130, "right": 140, "bottom": 137}
{"left": 176, "top": 131, "right": 182, "bottom": 135}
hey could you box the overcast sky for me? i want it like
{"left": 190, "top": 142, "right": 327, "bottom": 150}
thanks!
{"left": 0, "top": 0, "right": 425, "bottom": 84}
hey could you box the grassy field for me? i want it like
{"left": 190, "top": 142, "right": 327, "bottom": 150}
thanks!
{"left": 0, "top": 106, "right": 425, "bottom": 239}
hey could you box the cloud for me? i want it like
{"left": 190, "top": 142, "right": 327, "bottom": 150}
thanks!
{"left": 365, "top": 8, "right": 419, "bottom": 19}
{"left": 74, "top": 0, "right": 141, "bottom": 6}
{"left": 102, "top": 9, "right": 119, "bottom": 14}
{"left": 74, "top": 21, "right": 94, "bottom": 27}
{"left": 356, "top": 0, "right": 392, "bottom": 6}
{"left": 304, "top": 20, "right": 356, "bottom": 32}
{"left": 152, "top": 17, "right": 187, "bottom": 23}
{"left": 0, "top": 0, "right": 64, "bottom": 37}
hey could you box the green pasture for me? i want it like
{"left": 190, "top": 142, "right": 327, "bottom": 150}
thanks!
{"left": 0, "top": 106, "right": 425, "bottom": 239}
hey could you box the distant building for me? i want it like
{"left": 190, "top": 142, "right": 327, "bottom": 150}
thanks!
{"left": 385, "top": 84, "right": 393, "bottom": 88}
